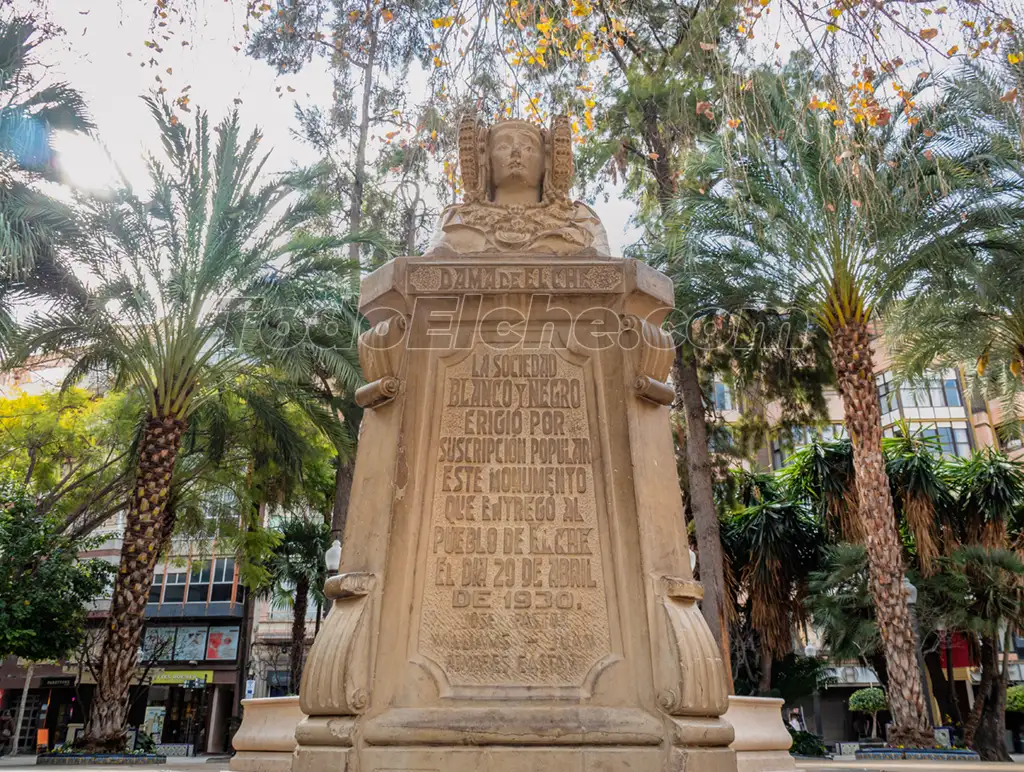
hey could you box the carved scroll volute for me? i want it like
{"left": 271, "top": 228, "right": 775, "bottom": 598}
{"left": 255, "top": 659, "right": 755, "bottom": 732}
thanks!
{"left": 458, "top": 114, "right": 485, "bottom": 203}
{"left": 299, "top": 572, "right": 377, "bottom": 716}
{"left": 654, "top": 577, "right": 729, "bottom": 717}
{"left": 355, "top": 314, "right": 408, "bottom": 409}
{"left": 620, "top": 315, "right": 675, "bottom": 406}
{"left": 546, "top": 115, "right": 573, "bottom": 202}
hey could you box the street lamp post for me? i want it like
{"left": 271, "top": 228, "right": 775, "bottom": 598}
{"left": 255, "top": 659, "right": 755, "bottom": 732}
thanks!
{"left": 903, "top": 577, "right": 937, "bottom": 731}
{"left": 315, "top": 540, "right": 344, "bottom": 637}
{"left": 805, "top": 644, "right": 824, "bottom": 739}
{"left": 326, "top": 539, "right": 342, "bottom": 578}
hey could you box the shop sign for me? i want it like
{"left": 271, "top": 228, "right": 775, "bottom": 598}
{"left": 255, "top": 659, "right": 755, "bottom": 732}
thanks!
{"left": 40, "top": 676, "right": 76, "bottom": 688}
{"left": 150, "top": 669, "right": 213, "bottom": 686}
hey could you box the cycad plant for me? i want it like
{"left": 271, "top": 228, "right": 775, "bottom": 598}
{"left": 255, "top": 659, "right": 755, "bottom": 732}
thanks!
{"left": 673, "top": 53, "right": 1017, "bottom": 743}
{"left": 8, "top": 97, "right": 365, "bottom": 750}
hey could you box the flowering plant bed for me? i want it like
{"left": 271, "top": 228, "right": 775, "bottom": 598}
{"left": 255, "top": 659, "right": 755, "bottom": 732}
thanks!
{"left": 855, "top": 747, "right": 980, "bottom": 761}
{"left": 38, "top": 753, "right": 166, "bottom": 765}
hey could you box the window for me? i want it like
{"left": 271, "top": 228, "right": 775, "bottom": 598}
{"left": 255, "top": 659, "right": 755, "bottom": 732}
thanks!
{"left": 877, "top": 371, "right": 899, "bottom": 415}
{"left": 187, "top": 560, "right": 212, "bottom": 603}
{"left": 900, "top": 369, "right": 962, "bottom": 409}
{"left": 712, "top": 381, "right": 733, "bottom": 412}
{"left": 162, "top": 569, "right": 187, "bottom": 603}
{"left": 888, "top": 421, "right": 973, "bottom": 457}
{"left": 710, "top": 425, "right": 734, "bottom": 453}
{"left": 921, "top": 422, "right": 972, "bottom": 458}
{"left": 211, "top": 558, "right": 235, "bottom": 602}
{"left": 148, "top": 572, "right": 164, "bottom": 604}
{"left": 268, "top": 670, "right": 291, "bottom": 698}
{"left": 769, "top": 424, "right": 847, "bottom": 468}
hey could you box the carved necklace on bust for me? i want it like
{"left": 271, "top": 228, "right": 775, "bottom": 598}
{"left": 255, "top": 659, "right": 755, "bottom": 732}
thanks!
{"left": 451, "top": 199, "right": 585, "bottom": 250}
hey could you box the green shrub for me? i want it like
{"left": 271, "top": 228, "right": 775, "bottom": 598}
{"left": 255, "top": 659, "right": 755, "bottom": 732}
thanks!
{"left": 1008, "top": 685, "right": 1024, "bottom": 714}
{"left": 788, "top": 727, "right": 827, "bottom": 757}
{"left": 848, "top": 687, "right": 887, "bottom": 739}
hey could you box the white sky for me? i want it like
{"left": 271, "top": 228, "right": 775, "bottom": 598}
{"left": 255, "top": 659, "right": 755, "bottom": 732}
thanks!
{"left": 31, "top": 0, "right": 638, "bottom": 254}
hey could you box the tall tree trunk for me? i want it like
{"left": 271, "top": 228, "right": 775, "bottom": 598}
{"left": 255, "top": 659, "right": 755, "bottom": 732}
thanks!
{"left": 829, "top": 321, "right": 931, "bottom": 747}
{"left": 346, "top": 0, "right": 377, "bottom": 278}
{"left": 944, "top": 632, "right": 963, "bottom": 728}
{"left": 924, "top": 649, "right": 956, "bottom": 730}
{"left": 971, "top": 633, "right": 1010, "bottom": 760}
{"left": 330, "top": 460, "right": 354, "bottom": 539}
{"left": 758, "top": 642, "right": 773, "bottom": 695}
{"left": 290, "top": 577, "right": 310, "bottom": 695}
{"left": 673, "top": 344, "right": 732, "bottom": 688}
{"left": 82, "top": 415, "right": 185, "bottom": 751}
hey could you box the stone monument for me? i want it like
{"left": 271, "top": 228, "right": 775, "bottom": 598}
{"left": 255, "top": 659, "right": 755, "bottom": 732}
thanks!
{"left": 294, "top": 114, "right": 736, "bottom": 772}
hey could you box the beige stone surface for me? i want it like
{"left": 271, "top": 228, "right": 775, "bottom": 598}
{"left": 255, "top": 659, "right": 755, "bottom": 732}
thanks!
{"left": 723, "top": 696, "right": 794, "bottom": 772}
{"left": 229, "top": 697, "right": 303, "bottom": 772}
{"left": 295, "top": 120, "right": 735, "bottom": 772}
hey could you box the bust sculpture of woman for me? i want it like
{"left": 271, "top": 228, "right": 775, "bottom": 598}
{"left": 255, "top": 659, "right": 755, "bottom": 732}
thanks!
{"left": 424, "top": 115, "right": 610, "bottom": 257}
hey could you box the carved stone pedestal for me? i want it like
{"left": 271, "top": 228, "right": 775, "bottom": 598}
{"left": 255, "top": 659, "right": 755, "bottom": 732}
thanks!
{"left": 295, "top": 256, "right": 736, "bottom": 772}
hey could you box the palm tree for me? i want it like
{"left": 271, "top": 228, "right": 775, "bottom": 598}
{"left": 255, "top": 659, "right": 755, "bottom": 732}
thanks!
{"left": 931, "top": 546, "right": 1024, "bottom": 761}
{"left": 0, "top": 12, "right": 93, "bottom": 340}
{"left": 723, "top": 471, "right": 824, "bottom": 693}
{"left": 673, "top": 53, "right": 1019, "bottom": 744}
{"left": 885, "top": 56, "right": 1024, "bottom": 433}
{"left": 7, "top": 96, "right": 366, "bottom": 750}
{"left": 942, "top": 450, "right": 1024, "bottom": 758}
{"left": 262, "top": 516, "right": 331, "bottom": 694}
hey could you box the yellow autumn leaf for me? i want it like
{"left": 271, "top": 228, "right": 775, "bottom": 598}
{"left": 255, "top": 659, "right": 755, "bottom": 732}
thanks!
{"left": 382, "top": 8, "right": 393, "bottom": 22}
{"left": 647, "top": 152, "right": 659, "bottom": 160}
{"left": 432, "top": 16, "right": 454, "bottom": 28}
{"left": 1009, "top": 52, "right": 1023, "bottom": 64}
{"left": 919, "top": 28, "right": 938, "bottom": 40}
{"left": 947, "top": 45, "right": 959, "bottom": 55}
{"left": 1001, "top": 88, "right": 1018, "bottom": 103}
{"left": 727, "top": 118, "right": 741, "bottom": 128}
{"left": 826, "top": 23, "right": 839, "bottom": 33}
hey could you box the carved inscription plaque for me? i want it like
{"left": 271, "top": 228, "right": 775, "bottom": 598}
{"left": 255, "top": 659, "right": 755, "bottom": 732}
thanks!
{"left": 418, "top": 343, "right": 611, "bottom": 689}
{"left": 407, "top": 263, "right": 622, "bottom": 294}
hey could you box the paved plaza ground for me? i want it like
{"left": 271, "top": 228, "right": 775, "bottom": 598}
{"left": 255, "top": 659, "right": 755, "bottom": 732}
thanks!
{"left": 5, "top": 753, "right": 1011, "bottom": 771}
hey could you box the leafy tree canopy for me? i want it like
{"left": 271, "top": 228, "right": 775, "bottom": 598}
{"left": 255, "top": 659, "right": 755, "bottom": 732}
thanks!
{"left": 0, "top": 481, "right": 114, "bottom": 661}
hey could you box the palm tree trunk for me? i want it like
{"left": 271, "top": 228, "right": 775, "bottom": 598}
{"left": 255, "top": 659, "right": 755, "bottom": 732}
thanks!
{"left": 970, "top": 633, "right": 1010, "bottom": 760}
{"left": 290, "top": 577, "right": 310, "bottom": 695}
{"left": 830, "top": 320, "right": 931, "bottom": 747}
{"left": 673, "top": 344, "right": 732, "bottom": 689}
{"left": 82, "top": 415, "right": 185, "bottom": 751}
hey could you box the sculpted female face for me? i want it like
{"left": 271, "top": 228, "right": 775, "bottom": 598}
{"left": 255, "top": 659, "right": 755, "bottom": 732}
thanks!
{"left": 488, "top": 123, "right": 544, "bottom": 198}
